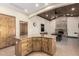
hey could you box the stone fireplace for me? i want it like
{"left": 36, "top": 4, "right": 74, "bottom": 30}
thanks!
{"left": 55, "top": 17, "right": 68, "bottom": 37}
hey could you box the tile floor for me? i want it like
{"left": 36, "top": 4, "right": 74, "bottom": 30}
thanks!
{"left": 0, "top": 37, "right": 79, "bottom": 56}
{"left": 0, "top": 46, "right": 15, "bottom": 56}
{"left": 54, "top": 37, "right": 79, "bottom": 56}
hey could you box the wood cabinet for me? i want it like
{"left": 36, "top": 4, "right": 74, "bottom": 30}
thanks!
{"left": 15, "top": 36, "right": 56, "bottom": 56}
{"left": 15, "top": 36, "right": 32, "bottom": 56}
{"left": 21, "top": 38, "right": 32, "bottom": 56}
{"left": 47, "top": 38, "right": 56, "bottom": 55}
{"left": 0, "top": 14, "right": 16, "bottom": 48}
{"left": 42, "top": 37, "right": 56, "bottom": 55}
{"left": 42, "top": 37, "right": 48, "bottom": 53}
{"left": 32, "top": 37, "right": 42, "bottom": 52}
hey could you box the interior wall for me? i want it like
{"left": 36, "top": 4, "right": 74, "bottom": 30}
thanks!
{"left": 50, "top": 17, "right": 79, "bottom": 37}
{"left": 0, "top": 5, "right": 51, "bottom": 38}
{"left": 28, "top": 16, "right": 50, "bottom": 37}
{"left": 1, "top": 4, "right": 78, "bottom": 38}
{"left": 0, "top": 5, "right": 29, "bottom": 39}
{"left": 67, "top": 17, "right": 79, "bottom": 37}
{"left": 50, "top": 20, "right": 56, "bottom": 34}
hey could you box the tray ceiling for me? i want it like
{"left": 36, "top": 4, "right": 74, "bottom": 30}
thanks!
{"left": 38, "top": 3, "right": 79, "bottom": 21}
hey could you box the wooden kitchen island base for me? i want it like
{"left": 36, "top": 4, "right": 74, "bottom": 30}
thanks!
{"left": 15, "top": 36, "right": 56, "bottom": 56}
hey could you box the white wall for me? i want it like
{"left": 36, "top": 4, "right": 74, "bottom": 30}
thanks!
{"left": 67, "top": 17, "right": 79, "bottom": 37}
{"left": 50, "top": 17, "right": 67, "bottom": 34}
{"left": 50, "top": 20, "right": 56, "bottom": 34}
{"left": 1, "top": 4, "right": 79, "bottom": 38}
{"left": 0, "top": 6, "right": 29, "bottom": 39}
{"left": 28, "top": 16, "right": 50, "bottom": 37}
{"left": 50, "top": 17, "right": 79, "bottom": 37}
{"left": 0, "top": 5, "right": 51, "bottom": 38}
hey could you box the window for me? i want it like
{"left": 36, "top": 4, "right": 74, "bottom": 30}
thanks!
{"left": 41, "top": 24, "right": 45, "bottom": 32}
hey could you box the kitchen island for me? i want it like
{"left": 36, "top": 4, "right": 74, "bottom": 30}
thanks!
{"left": 15, "top": 35, "right": 56, "bottom": 56}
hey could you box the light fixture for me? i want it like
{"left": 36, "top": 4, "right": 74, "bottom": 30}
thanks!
{"left": 24, "top": 9, "right": 28, "bottom": 13}
{"left": 35, "top": 3, "right": 39, "bottom": 7}
{"left": 50, "top": 16, "right": 55, "bottom": 19}
{"left": 71, "top": 8, "right": 75, "bottom": 11}
{"left": 33, "top": 22, "right": 36, "bottom": 27}
{"left": 71, "top": 14, "right": 73, "bottom": 16}
{"left": 66, "top": 13, "right": 70, "bottom": 15}
{"left": 63, "top": 14, "right": 66, "bottom": 16}
{"left": 46, "top": 14, "right": 48, "bottom": 17}
{"left": 56, "top": 15, "right": 58, "bottom": 17}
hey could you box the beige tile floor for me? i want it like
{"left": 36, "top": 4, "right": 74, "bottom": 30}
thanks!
{"left": 0, "top": 37, "right": 79, "bottom": 56}
{"left": 54, "top": 38, "right": 79, "bottom": 56}
{"left": 0, "top": 46, "right": 15, "bottom": 56}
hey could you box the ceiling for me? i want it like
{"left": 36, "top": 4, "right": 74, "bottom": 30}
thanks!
{"left": 0, "top": 3, "right": 74, "bottom": 19}
{"left": 10, "top": 3, "right": 72, "bottom": 16}
{"left": 38, "top": 3, "right": 79, "bottom": 21}
{"left": 11, "top": 3, "right": 53, "bottom": 15}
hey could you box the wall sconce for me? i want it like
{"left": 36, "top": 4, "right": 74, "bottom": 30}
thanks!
{"left": 33, "top": 22, "right": 36, "bottom": 27}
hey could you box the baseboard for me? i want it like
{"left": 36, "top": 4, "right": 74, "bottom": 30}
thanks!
{"left": 67, "top": 36, "right": 78, "bottom": 38}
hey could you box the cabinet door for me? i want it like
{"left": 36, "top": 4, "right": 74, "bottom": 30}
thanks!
{"left": 0, "top": 14, "right": 16, "bottom": 48}
{"left": 0, "top": 15, "right": 9, "bottom": 48}
{"left": 32, "top": 37, "right": 42, "bottom": 51}
{"left": 48, "top": 38, "right": 56, "bottom": 55}
{"left": 0, "top": 38, "right": 6, "bottom": 48}
{"left": 7, "top": 17, "right": 15, "bottom": 37}
{"left": 42, "top": 38, "right": 48, "bottom": 53}
{"left": 21, "top": 38, "right": 32, "bottom": 56}
{"left": 0, "top": 17, "right": 8, "bottom": 38}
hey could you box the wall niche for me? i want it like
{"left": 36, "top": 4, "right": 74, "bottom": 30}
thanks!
{"left": 20, "top": 21, "right": 28, "bottom": 36}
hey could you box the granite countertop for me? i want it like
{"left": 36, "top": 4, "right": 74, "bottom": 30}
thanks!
{"left": 19, "top": 34, "right": 56, "bottom": 40}
{"left": 28, "top": 34, "right": 56, "bottom": 39}
{"left": 44, "top": 35, "right": 56, "bottom": 38}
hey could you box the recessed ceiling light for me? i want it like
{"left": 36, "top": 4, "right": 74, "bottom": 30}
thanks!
{"left": 50, "top": 16, "right": 55, "bottom": 19}
{"left": 63, "top": 14, "right": 66, "bottom": 16}
{"left": 71, "top": 14, "right": 73, "bottom": 16}
{"left": 71, "top": 8, "right": 75, "bottom": 11}
{"left": 46, "top": 14, "right": 48, "bottom": 17}
{"left": 44, "top": 3, "right": 49, "bottom": 6}
{"left": 55, "top": 15, "right": 58, "bottom": 18}
{"left": 35, "top": 3, "right": 39, "bottom": 7}
{"left": 24, "top": 9, "right": 28, "bottom": 13}
{"left": 66, "top": 13, "right": 70, "bottom": 15}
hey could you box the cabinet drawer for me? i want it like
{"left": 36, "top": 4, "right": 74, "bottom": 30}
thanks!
{"left": 21, "top": 39, "right": 32, "bottom": 43}
{"left": 22, "top": 43, "right": 32, "bottom": 48}
{"left": 22, "top": 47, "right": 32, "bottom": 56}
{"left": 22, "top": 49, "right": 29, "bottom": 56}
{"left": 22, "top": 44, "right": 32, "bottom": 50}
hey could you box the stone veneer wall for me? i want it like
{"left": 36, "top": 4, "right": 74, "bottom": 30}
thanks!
{"left": 55, "top": 17, "right": 68, "bottom": 36}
